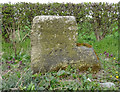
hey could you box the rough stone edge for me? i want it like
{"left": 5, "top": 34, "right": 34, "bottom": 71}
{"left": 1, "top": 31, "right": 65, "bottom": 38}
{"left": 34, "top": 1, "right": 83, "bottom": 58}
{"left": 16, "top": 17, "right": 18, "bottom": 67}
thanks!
{"left": 33, "top": 15, "right": 76, "bottom": 23}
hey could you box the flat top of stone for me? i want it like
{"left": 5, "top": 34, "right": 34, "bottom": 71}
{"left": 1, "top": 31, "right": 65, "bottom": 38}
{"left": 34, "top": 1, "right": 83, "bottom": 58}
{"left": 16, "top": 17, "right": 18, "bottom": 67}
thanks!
{"left": 33, "top": 15, "right": 76, "bottom": 23}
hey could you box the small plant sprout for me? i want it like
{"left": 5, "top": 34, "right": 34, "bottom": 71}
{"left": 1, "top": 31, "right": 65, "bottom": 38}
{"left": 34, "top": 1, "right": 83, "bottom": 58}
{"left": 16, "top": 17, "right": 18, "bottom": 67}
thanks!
{"left": 8, "top": 66, "right": 11, "bottom": 69}
{"left": 107, "top": 54, "right": 109, "bottom": 57}
{"left": 106, "top": 53, "right": 109, "bottom": 55}
{"left": 104, "top": 51, "right": 106, "bottom": 54}
{"left": 8, "top": 61, "right": 12, "bottom": 64}
{"left": 11, "top": 61, "right": 14, "bottom": 64}
{"left": 19, "top": 61, "right": 22, "bottom": 65}
{"left": 13, "top": 58, "right": 15, "bottom": 61}
{"left": 110, "top": 54, "right": 113, "bottom": 57}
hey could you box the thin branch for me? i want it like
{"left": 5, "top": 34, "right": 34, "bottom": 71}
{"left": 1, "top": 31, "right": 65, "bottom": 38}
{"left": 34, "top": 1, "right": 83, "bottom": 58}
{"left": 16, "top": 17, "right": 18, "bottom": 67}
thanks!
{"left": 15, "top": 68, "right": 30, "bottom": 88}
{"left": 21, "top": 32, "right": 30, "bottom": 42}
{"left": 17, "top": 25, "right": 21, "bottom": 41}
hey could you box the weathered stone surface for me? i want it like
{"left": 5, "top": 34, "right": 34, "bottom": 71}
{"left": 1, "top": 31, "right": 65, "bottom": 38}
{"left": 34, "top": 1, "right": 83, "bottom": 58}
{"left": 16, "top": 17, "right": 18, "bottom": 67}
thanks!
{"left": 31, "top": 15, "right": 101, "bottom": 74}
{"left": 99, "top": 82, "right": 115, "bottom": 88}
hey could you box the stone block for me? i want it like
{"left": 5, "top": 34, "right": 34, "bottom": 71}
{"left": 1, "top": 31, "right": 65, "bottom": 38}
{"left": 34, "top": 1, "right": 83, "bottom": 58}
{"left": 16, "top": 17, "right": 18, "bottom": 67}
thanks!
{"left": 31, "top": 15, "right": 101, "bottom": 74}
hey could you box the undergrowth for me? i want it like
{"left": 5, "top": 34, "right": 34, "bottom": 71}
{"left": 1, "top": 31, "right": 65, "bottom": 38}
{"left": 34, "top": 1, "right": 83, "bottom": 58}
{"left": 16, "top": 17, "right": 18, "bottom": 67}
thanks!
{"left": 1, "top": 24, "right": 119, "bottom": 91}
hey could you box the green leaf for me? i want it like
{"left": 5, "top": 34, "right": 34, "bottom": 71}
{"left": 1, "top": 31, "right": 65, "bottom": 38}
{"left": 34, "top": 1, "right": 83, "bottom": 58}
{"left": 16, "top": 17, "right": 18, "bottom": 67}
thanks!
{"left": 39, "top": 87, "right": 45, "bottom": 90}
{"left": 32, "top": 73, "right": 38, "bottom": 78}
{"left": 72, "top": 73, "right": 77, "bottom": 79}
{"left": 57, "top": 70, "right": 66, "bottom": 76}
{"left": 16, "top": 72, "right": 21, "bottom": 78}
{"left": 27, "top": 82, "right": 34, "bottom": 90}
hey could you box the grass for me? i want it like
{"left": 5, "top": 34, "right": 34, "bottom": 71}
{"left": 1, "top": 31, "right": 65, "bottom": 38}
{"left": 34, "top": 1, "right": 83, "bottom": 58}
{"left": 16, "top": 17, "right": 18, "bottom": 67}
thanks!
{"left": 1, "top": 24, "right": 119, "bottom": 90}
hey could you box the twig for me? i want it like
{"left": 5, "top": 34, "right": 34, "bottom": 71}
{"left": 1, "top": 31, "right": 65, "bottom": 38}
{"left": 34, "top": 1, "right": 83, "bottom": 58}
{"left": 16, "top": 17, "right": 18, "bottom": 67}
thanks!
{"left": 21, "top": 32, "right": 30, "bottom": 42}
{"left": 2, "top": 69, "right": 12, "bottom": 76}
{"left": 15, "top": 68, "right": 30, "bottom": 88}
{"left": 17, "top": 25, "right": 21, "bottom": 41}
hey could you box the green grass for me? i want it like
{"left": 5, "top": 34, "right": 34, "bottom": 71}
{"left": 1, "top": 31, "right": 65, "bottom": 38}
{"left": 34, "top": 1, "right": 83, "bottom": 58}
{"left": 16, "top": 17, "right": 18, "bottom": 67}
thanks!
{"left": 77, "top": 30, "right": 118, "bottom": 58}
{"left": 93, "top": 32, "right": 118, "bottom": 57}
{"left": 1, "top": 24, "right": 119, "bottom": 90}
{"left": 2, "top": 38, "right": 31, "bottom": 60}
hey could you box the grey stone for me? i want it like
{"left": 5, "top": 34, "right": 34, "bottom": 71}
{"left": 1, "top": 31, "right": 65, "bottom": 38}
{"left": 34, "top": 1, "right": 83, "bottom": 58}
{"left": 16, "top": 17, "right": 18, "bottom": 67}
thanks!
{"left": 31, "top": 15, "right": 101, "bottom": 74}
{"left": 100, "top": 82, "right": 115, "bottom": 88}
